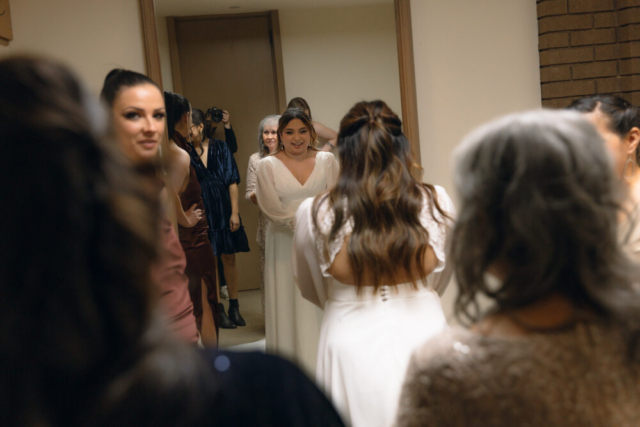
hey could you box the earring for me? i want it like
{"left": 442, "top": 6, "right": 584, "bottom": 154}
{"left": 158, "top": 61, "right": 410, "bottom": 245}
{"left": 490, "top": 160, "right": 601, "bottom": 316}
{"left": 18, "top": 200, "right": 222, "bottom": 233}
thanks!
{"left": 623, "top": 155, "right": 636, "bottom": 181}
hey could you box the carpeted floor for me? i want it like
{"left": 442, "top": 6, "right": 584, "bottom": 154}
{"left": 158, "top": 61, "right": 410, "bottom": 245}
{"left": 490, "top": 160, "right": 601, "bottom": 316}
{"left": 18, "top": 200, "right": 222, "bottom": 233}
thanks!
{"left": 219, "top": 289, "right": 266, "bottom": 348}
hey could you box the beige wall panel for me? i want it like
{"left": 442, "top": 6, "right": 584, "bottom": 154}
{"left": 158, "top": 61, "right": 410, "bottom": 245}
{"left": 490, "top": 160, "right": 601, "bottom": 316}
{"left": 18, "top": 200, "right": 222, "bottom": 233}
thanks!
{"left": 0, "top": 0, "right": 145, "bottom": 94}
{"left": 279, "top": 4, "right": 401, "bottom": 129}
{"left": 410, "top": 0, "right": 541, "bottom": 322}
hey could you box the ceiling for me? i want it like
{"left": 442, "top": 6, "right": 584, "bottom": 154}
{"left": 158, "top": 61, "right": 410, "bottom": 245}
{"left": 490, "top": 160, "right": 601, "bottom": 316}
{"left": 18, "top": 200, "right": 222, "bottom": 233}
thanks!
{"left": 155, "top": 0, "right": 392, "bottom": 17}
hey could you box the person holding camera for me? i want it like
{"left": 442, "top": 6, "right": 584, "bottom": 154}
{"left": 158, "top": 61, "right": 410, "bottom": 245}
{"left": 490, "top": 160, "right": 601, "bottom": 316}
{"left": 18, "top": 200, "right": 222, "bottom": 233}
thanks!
{"left": 208, "top": 107, "right": 238, "bottom": 153}
{"left": 190, "top": 108, "right": 250, "bottom": 328}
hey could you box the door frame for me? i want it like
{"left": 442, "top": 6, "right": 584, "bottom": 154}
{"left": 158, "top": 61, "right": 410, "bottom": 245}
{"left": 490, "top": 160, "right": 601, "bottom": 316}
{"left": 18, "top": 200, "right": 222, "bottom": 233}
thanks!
{"left": 138, "top": 0, "right": 421, "bottom": 164}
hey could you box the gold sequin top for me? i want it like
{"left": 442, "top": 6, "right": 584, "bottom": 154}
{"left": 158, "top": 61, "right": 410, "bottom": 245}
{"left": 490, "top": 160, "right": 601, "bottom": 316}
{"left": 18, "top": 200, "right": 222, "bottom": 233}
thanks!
{"left": 396, "top": 321, "right": 640, "bottom": 427}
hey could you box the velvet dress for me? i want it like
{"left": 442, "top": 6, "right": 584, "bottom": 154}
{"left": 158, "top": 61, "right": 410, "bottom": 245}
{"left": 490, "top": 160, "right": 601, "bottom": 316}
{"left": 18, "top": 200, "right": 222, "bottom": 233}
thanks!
{"left": 197, "top": 138, "right": 250, "bottom": 256}
{"left": 173, "top": 131, "right": 219, "bottom": 336}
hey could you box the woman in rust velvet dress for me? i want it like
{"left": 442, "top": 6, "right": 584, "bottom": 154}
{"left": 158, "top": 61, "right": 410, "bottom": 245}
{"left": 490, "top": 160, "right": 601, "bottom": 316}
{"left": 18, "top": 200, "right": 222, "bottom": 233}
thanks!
{"left": 165, "top": 91, "right": 220, "bottom": 343}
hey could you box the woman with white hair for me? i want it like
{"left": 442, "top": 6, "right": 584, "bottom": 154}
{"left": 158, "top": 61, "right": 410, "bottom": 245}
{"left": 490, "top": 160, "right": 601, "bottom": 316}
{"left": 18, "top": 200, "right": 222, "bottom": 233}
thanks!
{"left": 246, "top": 115, "right": 280, "bottom": 314}
{"left": 396, "top": 110, "right": 640, "bottom": 427}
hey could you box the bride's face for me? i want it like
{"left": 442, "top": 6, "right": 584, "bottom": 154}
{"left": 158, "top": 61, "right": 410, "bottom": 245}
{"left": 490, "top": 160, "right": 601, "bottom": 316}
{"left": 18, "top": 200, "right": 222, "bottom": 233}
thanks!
{"left": 280, "top": 118, "right": 311, "bottom": 155}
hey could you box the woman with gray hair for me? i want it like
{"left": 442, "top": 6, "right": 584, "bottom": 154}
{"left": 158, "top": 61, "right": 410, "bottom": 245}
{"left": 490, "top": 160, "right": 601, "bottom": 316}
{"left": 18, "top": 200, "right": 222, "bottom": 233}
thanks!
{"left": 396, "top": 110, "right": 640, "bottom": 427}
{"left": 246, "top": 114, "right": 280, "bottom": 314}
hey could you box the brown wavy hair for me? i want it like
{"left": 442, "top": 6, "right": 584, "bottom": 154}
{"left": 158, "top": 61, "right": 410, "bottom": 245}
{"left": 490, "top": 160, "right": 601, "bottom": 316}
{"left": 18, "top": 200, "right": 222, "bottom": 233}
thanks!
{"left": 312, "top": 100, "right": 450, "bottom": 291}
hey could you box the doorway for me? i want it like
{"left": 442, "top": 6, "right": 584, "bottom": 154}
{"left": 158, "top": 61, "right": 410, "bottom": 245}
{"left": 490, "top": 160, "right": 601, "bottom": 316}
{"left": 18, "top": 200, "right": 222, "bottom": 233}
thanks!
{"left": 169, "top": 12, "right": 285, "bottom": 292}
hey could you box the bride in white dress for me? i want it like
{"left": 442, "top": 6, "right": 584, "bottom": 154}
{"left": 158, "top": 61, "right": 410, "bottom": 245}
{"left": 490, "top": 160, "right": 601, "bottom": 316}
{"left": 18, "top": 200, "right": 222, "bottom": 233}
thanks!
{"left": 256, "top": 108, "right": 339, "bottom": 374}
{"left": 292, "top": 101, "right": 456, "bottom": 427}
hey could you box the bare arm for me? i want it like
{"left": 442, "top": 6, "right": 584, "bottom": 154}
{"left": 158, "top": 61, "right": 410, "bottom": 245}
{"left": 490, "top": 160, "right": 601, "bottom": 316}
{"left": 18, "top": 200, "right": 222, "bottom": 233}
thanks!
{"left": 168, "top": 141, "right": 202, "bottom": 228}
{"left": 229, "top": 183, "right": 240, "bottom": 232}
{"left": 313, "top": 121, "right": 338, "bottom": 152}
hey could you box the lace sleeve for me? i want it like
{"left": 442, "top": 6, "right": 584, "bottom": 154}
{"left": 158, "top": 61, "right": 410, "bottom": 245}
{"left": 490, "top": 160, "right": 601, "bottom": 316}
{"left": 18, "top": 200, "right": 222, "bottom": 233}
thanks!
{"left": 419, "top": 186, "right": 456, "bottom": 271}
{"left": 312, "top": 196, "right": 353, "bottom": 278}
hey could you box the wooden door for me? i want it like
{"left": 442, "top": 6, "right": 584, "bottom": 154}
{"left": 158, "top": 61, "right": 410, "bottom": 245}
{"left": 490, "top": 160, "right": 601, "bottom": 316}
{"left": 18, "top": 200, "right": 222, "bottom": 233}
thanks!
{"left": 171, "top": 12, "right": 284, "bottom": 291}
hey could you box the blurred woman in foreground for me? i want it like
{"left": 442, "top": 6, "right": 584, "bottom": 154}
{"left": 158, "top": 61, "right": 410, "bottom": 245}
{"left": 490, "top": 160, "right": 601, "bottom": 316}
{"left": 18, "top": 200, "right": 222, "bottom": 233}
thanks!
{"left": 0, "top": 56, "right": 345, "bottom": 427}
{"left": 396, "top": 110, "right": 640, "bottom": 427}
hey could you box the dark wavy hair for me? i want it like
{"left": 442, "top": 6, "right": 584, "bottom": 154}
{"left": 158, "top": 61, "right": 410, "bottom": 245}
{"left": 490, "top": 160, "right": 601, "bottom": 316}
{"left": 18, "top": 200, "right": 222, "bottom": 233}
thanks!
{"left": 287, "top": 97, "right": 312, "bottom": 119}
{"left": 163, "top": 91, "right": 190, "bottom": 137}
{"left": 451, "top": 109, "right": 640, "bottom": 356}
{"left": 567, "top": 95, "right": 640, "bottom": 165}
{"left": 312, "top": 100, "right": 449, "bottom": 291}
{"left": 100, "top": 68, "right": 158, "bottom": 108}
{"left": 0, "top": 57, "right": 213, "bottom": 426}
{"left": 277, "top": 108, "right": 318, "bottom": 151}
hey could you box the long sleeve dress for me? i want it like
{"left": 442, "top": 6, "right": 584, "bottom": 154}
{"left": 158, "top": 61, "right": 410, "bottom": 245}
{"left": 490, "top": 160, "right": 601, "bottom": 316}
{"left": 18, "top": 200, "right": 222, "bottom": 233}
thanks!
{"left": 196, "top": 138, "right": 249, "bottom": 256}
{"left": 292, "top": 186, "right": 456, "bottom": 427}
{"left": 255, "top": 151, "right": 339, "bottom": 375}
{"left": 245, "top": 152, "right": 268, "bottom": 313}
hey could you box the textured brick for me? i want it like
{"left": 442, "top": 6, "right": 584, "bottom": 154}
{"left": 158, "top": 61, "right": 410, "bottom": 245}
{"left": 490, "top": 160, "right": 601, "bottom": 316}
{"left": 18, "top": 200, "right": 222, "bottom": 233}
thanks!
{"left": 538, "top": 0, "right": 568, "bottom": 17}
{"left": 619, "top": 58, "right": 640, "bottom": 75}
{"left": 618, "top": 0, "right": 640, "bottom": 9}
{"left": 618, "top": 8, "right": 640, "bottom": 26}
{"left": 619, "top": 41, "right": 640, "bottom": 58}
{"left": 540, "top": 65, "right": 572, "bottom": 82}
{"left": 540, "top": 46, "right": 594, "bottom": 65}
{"left": 542, "top": 97, "right": 581, "bottom": 108}
{"left": 570, "top": 28, "right": 616, "bottom": 46}
{"left": 539, "top": 14, "right": 593, "bottom": 34}
{"left": 568, "top": 0, "right": 613, "bottom": 13}
{"left": 626, "top": 91, "right": 640, "bottom": 104}
{"left": 620, "top": 75, "right": 640, "bottom": 91}
{"left": 618, "top": 24, "right": 640, "bottom": 42}
{"left": 595, "top": 44, "right": 620, "bottom": 60}
{"left": 594, "top": 12, "right": 616, "bottom": 28}
{"left": 540, "top": 32, "right": 570, "bottom": 49}
{"left": 572, "top": 61, "right": 617, "bottom": 79}
{"left": 596, "top": 77, "right": 621, "bottom": 92}
{"left": 541, "top": 80, "right": 595, "bottom": 98}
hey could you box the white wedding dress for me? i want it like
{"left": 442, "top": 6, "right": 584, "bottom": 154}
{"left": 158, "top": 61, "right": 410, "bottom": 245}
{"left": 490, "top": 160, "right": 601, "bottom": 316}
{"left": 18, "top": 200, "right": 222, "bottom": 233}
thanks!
{"left": 255, "top": 151, "right": 339, "bottom": 375}
{"left": 292, "top": 186, "right": 456, "bottom": 427}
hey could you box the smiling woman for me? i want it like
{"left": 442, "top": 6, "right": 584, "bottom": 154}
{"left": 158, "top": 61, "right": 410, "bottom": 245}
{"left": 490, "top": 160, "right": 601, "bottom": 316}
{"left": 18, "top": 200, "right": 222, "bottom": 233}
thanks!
{"left": 255, "top": 108, "right": 339, "bottom": 374}
{"left": 101, "top": 69, "right": 199, "bottom": 345}
{"left": 109, "top": 83, "right": 166, "bottom": 163}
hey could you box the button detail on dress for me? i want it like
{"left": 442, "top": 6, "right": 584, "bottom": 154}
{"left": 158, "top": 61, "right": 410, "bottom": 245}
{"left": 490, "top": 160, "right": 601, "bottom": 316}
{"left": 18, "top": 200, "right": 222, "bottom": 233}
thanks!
{"left": 381, "top": 285, "right": 389, "bottom": 302}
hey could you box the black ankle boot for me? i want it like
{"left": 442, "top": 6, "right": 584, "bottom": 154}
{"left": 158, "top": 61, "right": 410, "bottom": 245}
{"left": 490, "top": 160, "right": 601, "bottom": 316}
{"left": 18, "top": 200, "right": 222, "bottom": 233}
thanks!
{"left": 228, "top": 299, "right": 246, "bottom": 327}
{"left": 218, "top": 303, "right": 237, "bottom": 329}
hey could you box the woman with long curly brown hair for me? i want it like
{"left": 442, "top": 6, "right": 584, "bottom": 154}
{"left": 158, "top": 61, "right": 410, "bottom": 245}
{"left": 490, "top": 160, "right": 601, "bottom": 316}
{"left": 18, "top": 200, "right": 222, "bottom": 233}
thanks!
{"left": 293, "top": 100, "right": 456, "bottom": 427}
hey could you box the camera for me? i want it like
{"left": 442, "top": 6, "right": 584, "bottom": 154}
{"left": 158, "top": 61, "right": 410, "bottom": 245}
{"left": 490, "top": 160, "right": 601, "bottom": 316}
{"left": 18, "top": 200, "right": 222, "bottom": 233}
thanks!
{"left": 207, "top": 107, "right": 224, "bottom": 123}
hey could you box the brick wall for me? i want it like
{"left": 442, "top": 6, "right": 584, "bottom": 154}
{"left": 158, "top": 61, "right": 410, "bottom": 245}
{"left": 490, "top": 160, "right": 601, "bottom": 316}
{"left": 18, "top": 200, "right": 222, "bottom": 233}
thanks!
{"left": 538, "top": 0, "right": 640, "bottom": 108}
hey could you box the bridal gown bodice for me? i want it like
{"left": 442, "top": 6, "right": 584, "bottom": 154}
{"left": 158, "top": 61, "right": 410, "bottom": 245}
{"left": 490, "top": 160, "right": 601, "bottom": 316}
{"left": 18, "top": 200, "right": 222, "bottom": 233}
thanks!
{"left": 255, "top": 151, "right": 339, "bottom": 375}
{"left": 293, "top": 186, "right": 456, "bottom": 427}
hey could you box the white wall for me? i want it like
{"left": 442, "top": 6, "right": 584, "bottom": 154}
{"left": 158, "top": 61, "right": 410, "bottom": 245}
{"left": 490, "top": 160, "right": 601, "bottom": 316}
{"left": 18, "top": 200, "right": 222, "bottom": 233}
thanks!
{"left": 156, "top": 3, "right": 402, "bottom": 129}
{"left": 279, "top": 4, "right": 401, "bottom": 130}
{"left": 1, "top": 0, "right": 146, "bottom": 94}
{"left": 410, "top": 0, "right": 541, "bottom": 321}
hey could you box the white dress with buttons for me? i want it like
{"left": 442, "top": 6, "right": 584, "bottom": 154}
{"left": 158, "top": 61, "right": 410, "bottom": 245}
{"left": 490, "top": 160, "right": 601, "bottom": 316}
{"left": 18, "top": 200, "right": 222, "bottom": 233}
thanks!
{"left": 293, "top": 186, "right": 456, "bottom": 427}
